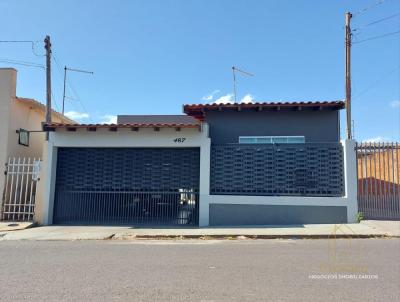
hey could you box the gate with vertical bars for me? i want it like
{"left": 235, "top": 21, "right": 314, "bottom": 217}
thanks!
{"left": 357, "top": 142, "right": 400, "bottom": 220}
{"left": 1, "top": 157, "right": 41, "bottom": 221}
{"left": 53, "top": 148, "right": 200, "bottom": 225}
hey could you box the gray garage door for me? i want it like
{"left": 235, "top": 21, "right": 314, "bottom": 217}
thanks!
{"left": 53, "top": 148, "right": 200, "bottom": 225}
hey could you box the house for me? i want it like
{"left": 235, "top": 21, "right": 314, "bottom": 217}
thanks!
{"left": 35, "top": 98, "right": 358, "bottom": 227}
{"left": 0, "top": 68, "right": 74, "bottom": 220}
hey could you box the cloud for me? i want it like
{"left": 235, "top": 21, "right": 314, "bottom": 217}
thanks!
{"left": 241, "top": 94, "right": 254, "bottom": 103}
{"left": 213, "top": 93, "right": 255, "bottom": 104}
{"left": 390, "top": 100, "right": 400, "bottom": 108}
{"left": 64, "top": 111, "right": 89, "bottom": 121}
{"left": 100, "top": 114, "right": 117, "bottom": 124}
{"left": 214, "top": 94, "right": 234, "bottom": 104}
{"left": 363, "top": 136, "right": 390, "bottom": 143}
{"left": 202, "top": 90, "right": 220, "bottom": 101}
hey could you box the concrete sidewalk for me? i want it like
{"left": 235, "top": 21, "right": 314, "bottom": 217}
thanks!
{"left": 0, "top": 220, "right": 398, "bottom": 241}
{"left": 0, "top": 221, "right": 35, "bottom": 232}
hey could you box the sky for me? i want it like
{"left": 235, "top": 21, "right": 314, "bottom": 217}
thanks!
{"left": 0, "top": 0, "right": 399, "bottom": 142}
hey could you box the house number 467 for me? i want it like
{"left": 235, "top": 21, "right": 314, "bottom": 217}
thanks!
{"left": 174, "top": 138, "right": 186, "bottom": 143}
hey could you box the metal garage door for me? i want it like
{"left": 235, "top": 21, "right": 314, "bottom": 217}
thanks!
{"left": 53, "top": 148, "right": 200, "bottom": 225}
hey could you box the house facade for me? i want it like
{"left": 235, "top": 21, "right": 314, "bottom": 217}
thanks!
{"left": 0, "top": 68, "right": 74, "bottom": 209}
{"left": 35, "top": 100, "right": 358, "bottom": 226}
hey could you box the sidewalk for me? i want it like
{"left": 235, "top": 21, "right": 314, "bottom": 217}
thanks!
{"left": 0, "top": 220, "right": 398, "bottom": 241}
{"left": 0, "top": 221, "right": 35, "bottom": 232}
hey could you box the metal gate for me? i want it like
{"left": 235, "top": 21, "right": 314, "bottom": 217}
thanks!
{"left": 1, "top": 157, "right": 40, "bottom": 221}
{"left": 53, "top": 148, "right": 200, "bottom": 225}
{"left": 357, "top": 142, "right": 399, "bottom": 220}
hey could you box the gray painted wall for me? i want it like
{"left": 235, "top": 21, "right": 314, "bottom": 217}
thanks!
{"left": 205, "top": 109, "right": 340, "bottom": 144}
{"left": 209, "top": 204, "right": 347, "bottom": 226}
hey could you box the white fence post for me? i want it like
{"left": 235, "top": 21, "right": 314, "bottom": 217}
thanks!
{"left": 342, "top": 139, "right": 358, "bottom": 223}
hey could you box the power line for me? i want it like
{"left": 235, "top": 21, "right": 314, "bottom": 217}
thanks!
{"left": 353, "top": 0, "right": 392, "bottom": 17}
{"left": 0, "top": 40, "right": 45, "bottom": 56}
{"left": 0, "top": 40, "right": 40, "bottom": 43}
{"left": 51, "top": 91, "right": 61, "bottom": 113}
{"left": 352, "top": 12, "right": 400, "bottom": 31}
{"left": 353, "top": 65, "right": 400, "bottom": 99}
{"left": 0, "top": 58, "right": 42, "bottom": 65}
{"left": 353, "top": 30, "right": 400, "bottom": 44}
{"left": 0, "top": 58, "right": 44, "bottom": 69}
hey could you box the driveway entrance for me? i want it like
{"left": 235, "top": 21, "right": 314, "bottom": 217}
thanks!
{"left": 53, "top": 147, "right": 200, "bottom": 225}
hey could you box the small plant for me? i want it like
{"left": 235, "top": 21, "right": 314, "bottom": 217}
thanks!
{"left": 356, "top": 212, "right": 365, "bottom": 223}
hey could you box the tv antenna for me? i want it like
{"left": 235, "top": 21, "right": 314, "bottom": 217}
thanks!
{"left": 232, "top": 66, "right": 254, "bottom": 103}
{"left": 62, "top": 66, "right": 94, "bottom": 115}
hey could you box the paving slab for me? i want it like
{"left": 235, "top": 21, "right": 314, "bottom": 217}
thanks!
{"left": 361, "top": 220, "right": 400, "bottom": 237}
{"left": 0, "top": 222, "right": 394, "bottom": 241}
{"left": 0, "top": 226, "right": 125, "bottom": 241}
{"left": 0, "top": 221, "right": 35, "bottom": 232}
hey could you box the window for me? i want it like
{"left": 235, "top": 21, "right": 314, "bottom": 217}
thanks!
{"left": 239, "top": 136, "right": 305, "bottom": 144}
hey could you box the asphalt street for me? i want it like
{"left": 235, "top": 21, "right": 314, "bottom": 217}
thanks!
{"left": 0, "top": 239, "right": 399, "bottom": 302}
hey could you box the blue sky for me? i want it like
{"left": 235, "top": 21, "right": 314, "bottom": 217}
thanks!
{"left": 1, "top": 0, "right": 399, "bottom": 141}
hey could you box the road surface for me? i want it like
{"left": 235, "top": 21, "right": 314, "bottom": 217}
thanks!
{"left": 0, "top": 239, "right": 399, "bottom": 301}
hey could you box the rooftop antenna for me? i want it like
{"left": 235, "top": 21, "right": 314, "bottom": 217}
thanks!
{"left": 63, "top": 66, "right": 94, "bottom": 115}
{"left": 232, "top": 66, "right": 254, "bottom": 103}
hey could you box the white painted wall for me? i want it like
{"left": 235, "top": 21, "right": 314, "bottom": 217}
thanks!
{"left": 0, "top": 68, "right": 71, "bottom": 196}
{"left": 0, "top": 69, "right": 15, "bottom": 198}
{"left": 34, "top": 126, "right": 211, "bottom": 225}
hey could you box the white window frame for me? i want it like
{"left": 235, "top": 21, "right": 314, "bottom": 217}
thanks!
{"left": 238, "top": 136, "right": 305, "bottom": 144}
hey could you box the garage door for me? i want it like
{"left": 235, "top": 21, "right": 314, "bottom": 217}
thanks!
{"left": 53, "top": 148, "right": 200, "bottom": 225}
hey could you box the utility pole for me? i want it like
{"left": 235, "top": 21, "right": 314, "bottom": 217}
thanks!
{"left": 44, "top": 35, "right": 52, "bottom": 140}
{"left": 345, "top": 12, "right": 352, "bottom": 139}
{"left": 62, "top": 66, "right": 93, "bottom": 115}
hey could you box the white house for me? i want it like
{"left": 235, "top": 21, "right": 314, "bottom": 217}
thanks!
{"left": 0, "top": 68, "right": 73, "bottom": 220}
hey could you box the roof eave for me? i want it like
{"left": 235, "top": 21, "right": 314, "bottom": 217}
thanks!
{"left": 43, "top": 123, "right": 201, "bottom": 132}
{"left": 183, "top": 101, "right": 345, "bottom": 118}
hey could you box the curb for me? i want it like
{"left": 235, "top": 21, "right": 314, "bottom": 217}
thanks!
{"left": 113, "top": 234, "right": 396, "bottom": 240}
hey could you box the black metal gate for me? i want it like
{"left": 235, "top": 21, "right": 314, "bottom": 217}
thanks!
{"left": 53, "top": 148, "right": 200, "bottom": 225}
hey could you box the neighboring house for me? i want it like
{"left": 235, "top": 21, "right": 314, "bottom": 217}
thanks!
{"left": 0, "top": 68, "right": 74, "bottom": 218}
{"left": 35, "top": 99, "right": 358, "bottom": 226}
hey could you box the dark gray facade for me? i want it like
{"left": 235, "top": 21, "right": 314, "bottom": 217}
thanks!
{"left": 209, "top": 204, "right": 347, "bottom": 226}
{"left": 204, "top": 109, "right": 340, "bottom": 144}
{"left": 210, "top": 143, "right": 344, "bottom": 197}
{"left": 117, "top": 115, "right": 199, "bottom": 125}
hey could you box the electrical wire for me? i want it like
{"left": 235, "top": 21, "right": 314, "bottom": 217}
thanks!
{"left": 0, "top": 58, "right": 44, "bottom": 69}
{"left": 353, "top": 0, "right": 392, "bottom": 17}
{"left": 0, "top": 40, "right": 40, "bottom": 43}
{"left": 353, "top": 65, "right": 400, "bottom": 99}
{"left": 352, "top": 12, "right": 400, "bottom": 31}
{"left": 51, "top": 91, "right": 61, "bottom": 113}
{"left": 352, "top": 30, "right": 400, "bottom": 43}
{"left": 0, "top": 40, "right": 45, "bottom": 56}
